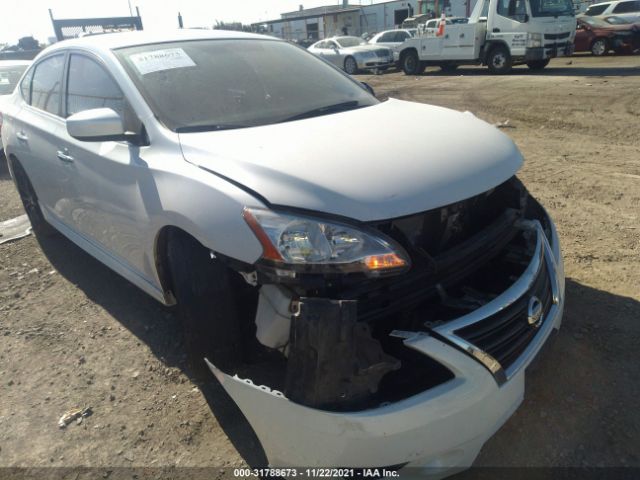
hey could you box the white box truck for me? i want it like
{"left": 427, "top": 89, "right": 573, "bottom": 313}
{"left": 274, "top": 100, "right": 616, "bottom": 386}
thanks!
{"left": 398, "top": 0, "right": 577, "bottom": 74}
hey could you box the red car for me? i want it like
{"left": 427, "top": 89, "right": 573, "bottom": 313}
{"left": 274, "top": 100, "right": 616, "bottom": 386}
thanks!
{"left": 575, "top": 16, "right": 640, "bottom": 55}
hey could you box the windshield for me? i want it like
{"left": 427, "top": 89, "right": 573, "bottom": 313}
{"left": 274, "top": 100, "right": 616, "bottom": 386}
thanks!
{"left": 530, "top": 0, "right": 575, "bottom": 16}
{"left": 335, "top": 37, "right": 366, "bottom": 47}
{"left": 605, "top": 15, "right": 631, "bottom": 23}
{"left": 0, "top": 65, "right": 28, "bottom": 95}
{"left": 115, "top": 39, "right": 376, "bottom": 132}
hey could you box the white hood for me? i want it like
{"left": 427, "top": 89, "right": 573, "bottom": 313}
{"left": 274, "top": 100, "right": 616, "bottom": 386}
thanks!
{"left": 179, "top": 99, "right": 523, "bottom": 222}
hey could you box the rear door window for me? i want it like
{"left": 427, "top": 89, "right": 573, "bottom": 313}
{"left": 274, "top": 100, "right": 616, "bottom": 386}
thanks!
{"left": 379, "top": 32, "right": 396, "bottom": 42}
{"left": 30, "top": 54, "right": 65, "bottom": 116}
{"left": 585, "top": 3, "right": 610, "bottom": 14}
{"left": 612, "top": 1, "right": 639, "bottom": 12}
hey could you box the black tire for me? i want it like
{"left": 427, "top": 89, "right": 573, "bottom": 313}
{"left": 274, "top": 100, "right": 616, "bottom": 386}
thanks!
{"left": 526, "top": 59, "right": 550, "bottom": 71}
{"left": 166, "top": 230, "right": 242, "bottom": 374}
{"left": 440, "top": 63, "right": 458, "bottom": 73}
{"left": 486, "top": 45, "right": 512, "bottom": 75}
{"left": 10, "top": 157, "right": 57, "bottom": 238}
{"left": 591, "top": 38, "right": 608, "bottom": 56}
{"left": 401, "top": 50, "right": 425, "bottom": 75}
{"left": 0, "top": 149, "right": 7, "bottom": 174}
{"left": 344, "top": 56, "right": 358, "bottom": 75}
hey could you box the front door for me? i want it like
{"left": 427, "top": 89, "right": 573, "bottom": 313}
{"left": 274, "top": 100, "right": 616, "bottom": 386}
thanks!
{"left": 487, "top": 0, "right": 532, "bottom": 57}
{"left": 56, "top": 52, "right": 153, "bottom": 278}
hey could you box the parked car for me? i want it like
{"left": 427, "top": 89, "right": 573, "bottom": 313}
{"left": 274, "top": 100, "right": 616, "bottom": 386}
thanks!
{"left": 0, "top": 60, "right": 31, "bottom": 166}
{"left": 2, "top": 29, "right": 565, "bottom": 474}
{"left": 582, "top": 0, "right": 640, "bottom": 21}
{"left": 369, "top": 29, "right": 415, "bottom": 62}
{"left": 307, "top": 36, "right": 394, "bottom": 74}
{"left": 575, "top": 16, "right": 640, "bottom": 54}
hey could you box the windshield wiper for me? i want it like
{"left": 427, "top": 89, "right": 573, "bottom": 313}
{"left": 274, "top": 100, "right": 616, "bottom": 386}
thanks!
{"left": 175, "top": 124, "right": 252, "bottom": 133}
{"left": 282, "top": 101, "right": 363, "bottom": 122}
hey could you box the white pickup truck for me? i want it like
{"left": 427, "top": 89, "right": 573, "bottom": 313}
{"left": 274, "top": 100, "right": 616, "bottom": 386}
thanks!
{"left": 399, "top": 0, "right": 577, "bottom": 74}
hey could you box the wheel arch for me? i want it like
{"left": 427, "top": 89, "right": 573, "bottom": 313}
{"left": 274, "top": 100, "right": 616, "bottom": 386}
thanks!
{"left": 590, "top": 36, "right": 609, "bottom": 49}
{"left": 153, "top": 224, "right": 211, "bottom": 306}
{"left": 399, "top": 47, "right": 418, "bottom": 62}
{"left": 481, "top": 40, "right": 510, "bottom": 64}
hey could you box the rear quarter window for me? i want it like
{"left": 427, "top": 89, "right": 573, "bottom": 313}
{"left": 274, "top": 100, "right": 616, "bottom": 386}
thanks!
{"left": 19, "top": 67, "right": 34, "bottom": 102}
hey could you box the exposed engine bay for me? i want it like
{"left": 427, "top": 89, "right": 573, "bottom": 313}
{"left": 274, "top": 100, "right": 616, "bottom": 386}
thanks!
{"left": 221, "top": 176, "right": 555, "bottom": 411}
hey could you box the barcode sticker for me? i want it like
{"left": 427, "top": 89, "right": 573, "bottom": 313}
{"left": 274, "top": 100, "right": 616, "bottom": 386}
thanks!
{"left": 130, "top": 48, "right": 196, "bottom": 75}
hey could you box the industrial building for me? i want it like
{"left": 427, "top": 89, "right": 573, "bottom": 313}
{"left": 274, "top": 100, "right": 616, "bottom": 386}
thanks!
{"left": 253, "top": 0, "right": 475, "bottom": 41}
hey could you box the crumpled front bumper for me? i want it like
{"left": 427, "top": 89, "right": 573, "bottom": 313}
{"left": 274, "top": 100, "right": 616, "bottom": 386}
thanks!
{"left": 207, "top": 214, "right": 565, "bottom": 475}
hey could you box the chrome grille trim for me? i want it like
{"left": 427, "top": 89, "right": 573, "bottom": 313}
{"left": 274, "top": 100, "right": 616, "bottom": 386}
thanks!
{"left": 433, "top": 220, "right": 561, "bottom": 386}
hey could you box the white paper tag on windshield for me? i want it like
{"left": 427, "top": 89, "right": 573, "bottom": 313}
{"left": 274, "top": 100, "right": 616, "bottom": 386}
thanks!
{"left": 130, "top": 48, "right": 196, "bottom": 75}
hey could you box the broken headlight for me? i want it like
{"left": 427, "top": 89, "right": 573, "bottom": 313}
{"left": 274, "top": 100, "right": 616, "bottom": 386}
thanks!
{"left": 243, "top": 207, "right": 410, "bottom": 277}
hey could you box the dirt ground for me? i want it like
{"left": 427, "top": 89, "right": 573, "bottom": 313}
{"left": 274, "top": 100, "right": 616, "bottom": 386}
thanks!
{"left": 0, "top": 53, "right": 639, "bottom": 476}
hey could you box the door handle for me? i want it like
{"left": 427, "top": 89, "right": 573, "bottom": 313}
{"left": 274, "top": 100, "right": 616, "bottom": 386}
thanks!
{"left": 493, "top": 28, "right": 501, "bottom": 32}
{"left": 16, "top": 131, "right": 28, "bottom": 141}
{"left": 56, "top": 150, "right": 75, "bottom": 163}
{"left": 460, "top": 33, "right": 465, "bottom": 38}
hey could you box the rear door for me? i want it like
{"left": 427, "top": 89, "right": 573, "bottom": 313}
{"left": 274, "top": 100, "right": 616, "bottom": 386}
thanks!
{"left": 12, "top": 53, "right": 76, "bottom": 226}
{"left": 611, "top": 0, "right": 640, "bottom": 20}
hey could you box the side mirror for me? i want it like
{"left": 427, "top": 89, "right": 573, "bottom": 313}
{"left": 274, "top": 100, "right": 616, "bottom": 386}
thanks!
{"left": 67, "top": 108, "right": 129, "bottom": 142}
{"left": 523, "top": 13, "right": 530, "bottom": 22}
{"left": 361, "top": 82, "right": 375, "bottom": 96}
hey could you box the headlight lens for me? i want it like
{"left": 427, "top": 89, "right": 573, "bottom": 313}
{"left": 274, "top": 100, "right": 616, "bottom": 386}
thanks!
{"left": 528, "top": 32, "right": 543, "bottom": 48}
{"left": 243, "top": 207, "right": 410, "bottom": 276}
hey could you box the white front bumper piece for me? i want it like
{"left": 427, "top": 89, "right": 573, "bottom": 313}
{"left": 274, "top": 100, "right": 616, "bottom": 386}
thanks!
{"left": 207, "top": 217, "right": 565, "bottom": 474}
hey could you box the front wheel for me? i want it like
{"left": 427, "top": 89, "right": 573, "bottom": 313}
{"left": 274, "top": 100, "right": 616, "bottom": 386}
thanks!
{"left": 526, "top": 59, "right": 550, "bottom": 71}
{"left": 401, "top": 51, "right": 425, "bottom": 75}
{"left": 166, "top": 231, "right": 243, "bottom": 374}
{"left": 344, "top": 56, "right": 358, "bottom": 75}
{"left": 591, "top": 38, "right": 608, "bottom": 56}
{"left": 487, "top": 46, "right": 512, "bottom": 75}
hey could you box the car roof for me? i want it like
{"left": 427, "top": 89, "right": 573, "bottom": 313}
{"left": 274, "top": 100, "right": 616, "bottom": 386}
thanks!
{"left": 376, "top": 29, "right": 411, "bottom": 34}
{"left": 588, "top": 1, "right": 615, "bottom": 6}
{"left": 39, "top": 29, "right": 275, "bottom": 56}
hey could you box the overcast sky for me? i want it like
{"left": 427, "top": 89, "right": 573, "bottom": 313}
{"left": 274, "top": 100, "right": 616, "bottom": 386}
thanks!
{"left": 1, "top": 0, "right": 380, "bottom": 45}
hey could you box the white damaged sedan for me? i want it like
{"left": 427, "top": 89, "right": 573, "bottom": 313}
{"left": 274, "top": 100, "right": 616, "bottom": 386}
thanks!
{"left": 1, "top": 29, "right": 564, "bottom": 475}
